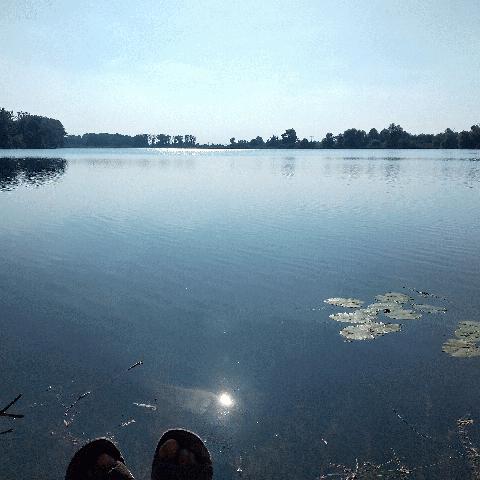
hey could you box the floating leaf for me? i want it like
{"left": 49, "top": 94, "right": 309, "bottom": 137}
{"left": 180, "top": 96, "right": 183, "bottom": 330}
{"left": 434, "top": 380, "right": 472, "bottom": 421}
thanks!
{"left": 412, "top": 304, "right": 447, "bottom": 314}
{"left": 455, "top": 321, "right": 480, "bottom": 342}
{"left": 442, "top": 338, "right": 480, "bottom": 358}
{"left": 385, "top": 309, "right": 422, "bottom": 320}
{"left": 324, "top": 297, "right": 364, "bottom": 308}
{"left": 329, "top": 308, "right": 378, "bottom": 324}
{"left": 340, "top": 322, "right": 401, "bottom": 341}
{"left": 374, "top": 292, "right": 412, "bottom": 304}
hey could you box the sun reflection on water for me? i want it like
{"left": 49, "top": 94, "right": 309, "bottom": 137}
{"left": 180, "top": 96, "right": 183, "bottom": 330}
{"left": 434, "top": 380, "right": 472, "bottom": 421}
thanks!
{"left": 218, "top": 392, "right": 234, "bottom": 408}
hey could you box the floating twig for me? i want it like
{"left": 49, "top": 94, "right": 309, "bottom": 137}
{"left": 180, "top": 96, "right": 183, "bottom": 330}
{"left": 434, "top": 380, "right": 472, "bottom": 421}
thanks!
{"left": 119, "top": 419, "right": 136, "bottom": 427}
{"left": 127, "top": 360, "right": 143, "bottom": 371}
{"left": 65, "top": 391, "right": 91, "bottom": 414}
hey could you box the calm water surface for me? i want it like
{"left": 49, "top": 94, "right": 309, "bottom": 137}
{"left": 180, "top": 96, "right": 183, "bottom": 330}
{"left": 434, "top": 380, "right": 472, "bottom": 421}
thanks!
{"left": 1, "top": 148, "right": 480, "bottom": 479}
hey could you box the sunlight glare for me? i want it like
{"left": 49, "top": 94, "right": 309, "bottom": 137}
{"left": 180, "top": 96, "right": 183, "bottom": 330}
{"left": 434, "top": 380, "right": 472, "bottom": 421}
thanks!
{"left": 218, "top": 392, "right": 234, "bottom": 408}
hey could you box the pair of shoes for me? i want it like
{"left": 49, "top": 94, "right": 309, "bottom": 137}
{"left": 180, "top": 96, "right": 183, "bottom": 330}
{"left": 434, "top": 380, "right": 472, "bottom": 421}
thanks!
{"left": 65, "top": 429, "right": 213, "bottom": 480}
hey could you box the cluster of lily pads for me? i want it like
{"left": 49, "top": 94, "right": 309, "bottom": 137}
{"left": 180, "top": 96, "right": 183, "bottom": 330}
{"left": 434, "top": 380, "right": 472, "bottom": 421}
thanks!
{"left": 324, "top": 292, "right": 446, "bottom": 342}
{"left": 442, "top": 321, "right": 480, "bottom": 358}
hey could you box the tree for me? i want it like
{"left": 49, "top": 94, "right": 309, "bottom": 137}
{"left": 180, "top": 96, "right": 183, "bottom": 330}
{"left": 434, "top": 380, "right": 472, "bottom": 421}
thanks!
{"left": 342, "top": 128, "right": 367, "bottom": 148}
{"left": 266, "top": 135, "right": 280, "bottom": 147}
{"left": 380, "top": 123, "right": 406, "bottom": 149}
{"left": 440, "top": 128, "right": 458, "bottom": 149}
{"left": 0, "top": 108, "right": 15, "bottom": 148}
{"left": 155, "top": 134, "right": 171, "bottom": 147}
{"left": 367, "top": 128, "right": 380, "bottom": 147}
{"left": 298, "top": 138, "right": 310, "bottom": 148}
{"left": 459, "top": 130, "right": 473, "bottom": 148}
{"left": 470, "top": 124, "right": 480, "bottom": 148}
{"left": 432, "top": 133, "right": 444, "bottom": 148}
{"left": 173, "top": 135, "right": 184, "bottom": 146}
{"left": 64, "top": 134, "right": 84, "bottom": 147}
{"left": 321, "top": 132, "right": 335, "bottom": 148}
{"left": 367, "top": 128, "right": 379, "bottom": 141}
{"left": 368, "top": 139, "right": 382, "bottom": 148}
{"left": 133, "top": 134, "right": 149, "bottom": 148}
{"left": 14, "top": 112, "right": 66, "bottom": 148}
{"left": 184, "top": 135, "right": 197, "bottom": 147}
{"left": 249, "top": 136, "right": 264, "bottom": 147}
{"left": 413, "top": 133, "right": 434, "bottom": 149}
{"left": 281, "top": 128, "right": 298, "bottom": 147}
{"left": 334, "top": 133, "right": 344, "bottom": 148}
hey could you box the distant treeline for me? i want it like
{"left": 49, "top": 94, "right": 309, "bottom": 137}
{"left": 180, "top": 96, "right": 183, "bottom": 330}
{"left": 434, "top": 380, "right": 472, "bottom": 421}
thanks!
{"left": 2, "top": 106, "right": 480, "bottom": 149}
{"left": 0, "top": 108, "right": 66, "bottom": 148}
{"left": 65, "top": 124, "right": 480, "bottom": 149}
{"left": 64, "top": 133, "right": 197, "bottom": 148}
{"left": 229, "top": 124, "right": 480, "bottom": 149}
{"left": 0, "top": 107, "right": 198, "bottom": 149}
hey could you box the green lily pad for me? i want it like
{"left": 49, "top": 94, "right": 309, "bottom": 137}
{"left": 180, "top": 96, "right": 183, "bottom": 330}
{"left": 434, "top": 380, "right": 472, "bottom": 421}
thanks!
{"left": 454, "top": 321, "right": 480, "bottom": 342}
{"left": 412, "top": 304, "right": 447, "bottom": 314}
{"left": 442, "top": 338, "right": 480, "bottom": 357}
{"left": 374, "top": 292, "right": 412, "bottom": 304}
{"left": 324, "top": 297, "right": 364, "bottom": 308}
{"left": 340, "top": 322, "right": 401, "bottom": 341}
{"left": 329, "top": 308, "right": 378, "bottom": 324}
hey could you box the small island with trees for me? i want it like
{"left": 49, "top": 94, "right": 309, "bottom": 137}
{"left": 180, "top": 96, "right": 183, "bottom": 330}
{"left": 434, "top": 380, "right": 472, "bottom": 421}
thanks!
{"left": 1, "top": 107, "right": 479, "bottom": 150}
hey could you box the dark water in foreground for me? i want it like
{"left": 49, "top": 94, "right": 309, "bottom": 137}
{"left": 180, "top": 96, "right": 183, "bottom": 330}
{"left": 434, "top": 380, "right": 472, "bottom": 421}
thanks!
{"left": 1, "top": 148, "right": 480, "bottom": 479}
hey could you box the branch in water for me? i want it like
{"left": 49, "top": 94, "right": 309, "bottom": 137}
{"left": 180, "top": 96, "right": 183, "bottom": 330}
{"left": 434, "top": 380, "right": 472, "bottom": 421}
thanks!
{"left": 0, "top": 394, "right": 24, "bottom": 419}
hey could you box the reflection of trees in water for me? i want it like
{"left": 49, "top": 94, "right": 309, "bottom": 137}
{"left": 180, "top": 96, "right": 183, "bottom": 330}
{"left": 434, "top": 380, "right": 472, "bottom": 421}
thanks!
{"left": 83, "top": 156, "right": 196, "bottom": 169}
{"left": 465, "top": 164, "right": 480, "bottom": 188}
{"left": 342, "top": 162, "right": 362, "bottom": 179}
{"left": 0, "top": 157, "right": 67, "bottom": 191}
{"left": 282, "top": 157, "right": 295, "bottom": 177}
{"left": 384, "top": 161, "right": 401, "bottom": 183}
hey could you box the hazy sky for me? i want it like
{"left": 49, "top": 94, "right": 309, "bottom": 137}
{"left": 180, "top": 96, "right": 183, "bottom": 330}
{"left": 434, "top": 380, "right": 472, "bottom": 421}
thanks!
{"left": 1, "top": 0, "right": 479, "bottom": 143}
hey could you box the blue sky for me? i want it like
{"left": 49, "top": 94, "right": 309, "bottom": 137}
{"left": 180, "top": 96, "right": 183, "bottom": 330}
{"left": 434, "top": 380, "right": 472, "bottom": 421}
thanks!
{"left": 1, "top": 0, "right": 479, "bottom": 143}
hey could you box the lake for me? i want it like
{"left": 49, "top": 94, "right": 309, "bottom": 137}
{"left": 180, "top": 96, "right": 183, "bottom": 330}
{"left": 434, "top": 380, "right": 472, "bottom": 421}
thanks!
{"left": 1, "top": 148, "right": 480, "bottom": 479}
